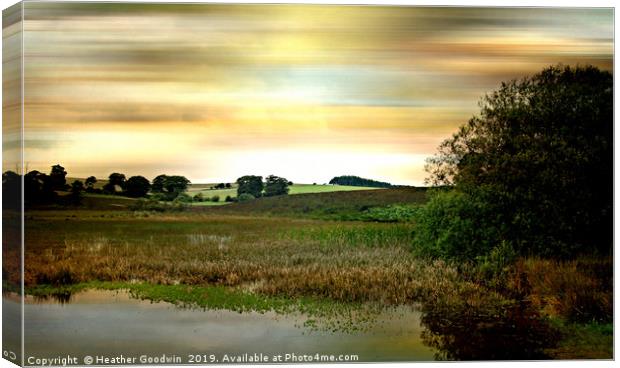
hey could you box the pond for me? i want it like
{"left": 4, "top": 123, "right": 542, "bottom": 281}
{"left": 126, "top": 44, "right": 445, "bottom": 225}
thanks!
{"left": 7, "top": 290, "right": 436, "bottom": 364}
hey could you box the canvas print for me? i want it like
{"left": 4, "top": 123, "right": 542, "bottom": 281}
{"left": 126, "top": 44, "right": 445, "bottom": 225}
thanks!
{"left": 2, "top": 2, "right": 614, "bottom": 365}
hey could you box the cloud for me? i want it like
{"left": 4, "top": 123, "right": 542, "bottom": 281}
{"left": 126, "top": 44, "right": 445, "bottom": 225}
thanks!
{"left": 16, "top": 3, "right": 614, "bottom": 185}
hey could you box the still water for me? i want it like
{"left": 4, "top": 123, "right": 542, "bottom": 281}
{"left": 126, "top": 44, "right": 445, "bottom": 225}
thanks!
{"left": 10, "top": 290, "right": 435, "bottom": 363}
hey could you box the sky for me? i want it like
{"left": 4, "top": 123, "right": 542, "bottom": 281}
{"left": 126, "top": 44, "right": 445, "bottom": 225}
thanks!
{"left": 4, "top": 3, "right": 614, "bottom": 185}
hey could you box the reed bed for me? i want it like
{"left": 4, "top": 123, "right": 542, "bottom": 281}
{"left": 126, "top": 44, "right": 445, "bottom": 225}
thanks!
{"left": 20, "top": 212, "right": 456, "bottom": 305}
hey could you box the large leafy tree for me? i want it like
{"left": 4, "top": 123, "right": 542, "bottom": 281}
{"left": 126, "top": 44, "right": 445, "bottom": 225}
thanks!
{"left": 264, "top": 175, "right": 290, "bottom": 197}
{"left": 150, "top": 174, "right": 190, "bottom": 200}
{"left": 236, "top": 175, "right": 263, "bottom": 198}
{"left": 103, "top": 173, "right": 126, "bottom": 193}
{"left": 85, "top": 176, "right": 97, "bottom": 191}
{"left": 70, "top": 180, "right": 85, "bottom": 204}
{"left": 151, "top": 174, "right": 168, "bottom": 193}
{"left": 124, "top": 176, "right": 151, "bottom": 198}
{"left": 49, "top": 164, "right": 68, "bottom": 191}
{"left": 163, "top": 176, "right": 190, "bottom": 195}
{"left": 424, "top": 65, "right": 612, "bottom": 257}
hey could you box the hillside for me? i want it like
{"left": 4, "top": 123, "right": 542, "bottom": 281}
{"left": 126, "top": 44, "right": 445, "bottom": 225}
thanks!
{"left": 202, "top": 187, "right": 428, "bottom": 219}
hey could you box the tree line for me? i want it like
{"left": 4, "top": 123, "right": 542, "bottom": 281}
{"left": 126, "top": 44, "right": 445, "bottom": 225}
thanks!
{"left": 2, "top": 166, "right": 294, "bottom": 207}
{"left": 329, "top": 175, "right": 392, "bottom": 188}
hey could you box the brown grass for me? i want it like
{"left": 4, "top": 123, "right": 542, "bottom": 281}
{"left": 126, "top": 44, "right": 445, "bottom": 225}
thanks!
{"left": 19, "top": 211, "right": 456, "bottom": 305}
{"left": 507, "top": 257, "right": 612, "bottom": 323}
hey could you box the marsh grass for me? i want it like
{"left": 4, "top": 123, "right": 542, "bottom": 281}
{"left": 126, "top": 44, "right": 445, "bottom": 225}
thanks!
{"left": 506, "top": 257, "right": 613, "bottom": 323}
{"left": 20, "top": 212, "right": 464, "bottom": 334}
{"left": 22, "top": 213, "right": 455, "bottom": 306}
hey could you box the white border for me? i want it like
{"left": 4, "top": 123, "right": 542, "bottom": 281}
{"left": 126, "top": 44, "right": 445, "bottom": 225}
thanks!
{"left": 0, "top": 2, "right": 616, "bottom": 368}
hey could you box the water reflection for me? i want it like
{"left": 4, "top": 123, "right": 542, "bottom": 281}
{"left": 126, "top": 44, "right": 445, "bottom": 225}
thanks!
{"left": 19, "top": 287, "right": 562, "bottom": 361}
{"left": 30, "top": 292, "right": 73, "bottom": 304}
{"left": 19, "top": 289, "right": 436, "bottom": 362}
{"left": 419, "top": 299, "right": 559, "bottom": 360}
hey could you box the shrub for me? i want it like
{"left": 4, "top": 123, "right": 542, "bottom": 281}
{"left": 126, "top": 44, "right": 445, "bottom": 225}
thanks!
{"left": 173, "top": 193, "right": 193, "bottom": 203}
{"left": 193, "top": 193, "right": 204, "bottom": 202}
{"left": 211, "top": 195, "right": 220, "bottom": 202}
{"left": 413, "top": 190, "right": 505, "bottom": 261}
{"left": 472, "top": 241, "right": 518, "bottom": 289}
{"left": 237, "top": 193, "right": 255, "bottom": 202}
{"left": 149, "top": 193, "right": 167, "bottom": 201}
{"left": 225, "top": 195, "right": 234, "bottom": 202}
{"left": 130, "top": 198, "right": 188, "bottom": 212}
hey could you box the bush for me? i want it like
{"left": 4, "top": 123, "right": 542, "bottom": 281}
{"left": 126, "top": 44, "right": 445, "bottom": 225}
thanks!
{"left": 149, "top": 193, "right": 167, "bottom": 201}
{"left": 211, "top": 195, "right": 220, "bottom": 202}
{"left": 193, "top": 193, "right": 204, "bottom": 202}
{"left": 472, "top": 241, "right": 518, "bottom": 289}
{"left": 237, "top": 193, "right": 255, "bottom": 202}
{"left": 413, "top": 190, "right": 505, "bottom": 261}
{"left": 173, "top": 193, "right": 193, "bottom": 203}
{"left": 225, "top": 195, "right": 234, "bottom": 202}
{"left": 129, "top": 198, "right": 187, "bottom": 212}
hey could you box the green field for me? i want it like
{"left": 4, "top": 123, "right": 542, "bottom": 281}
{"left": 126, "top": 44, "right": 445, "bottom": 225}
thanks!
{"left": 289, "top": 184, "right": 381, "bottom": 194}
{"left": 187, "top": 183, "right": 381, "bottom": 200}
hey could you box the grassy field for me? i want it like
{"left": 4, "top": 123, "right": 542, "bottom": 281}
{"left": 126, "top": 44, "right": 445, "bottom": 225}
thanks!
{"left": 4, "top": 188, "right": 611, "bottom": 359}
{"left": 289, "top": 184, "right": 381, "bottom": 194}
{"left": 187, "top": 183, "right": 382, "bottom": 200}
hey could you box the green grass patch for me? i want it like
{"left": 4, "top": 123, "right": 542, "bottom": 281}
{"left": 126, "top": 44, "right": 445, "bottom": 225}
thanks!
{"left": 25, "top": 281, "right": 383, "bottom": 333}
{"left": 187, "top": 183, "right": 382, "bottom": 200}
{"left": 187, "top": 186, "right": 237, "bottom": 198}
{"left": 360, "top": 204, "right": 421, "bottom": 222}
{"left": 188, "top": 201, "right": 230, "bottom": 206}
{"left": 289, "top": 184, "right": 380, "bottom": 194}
